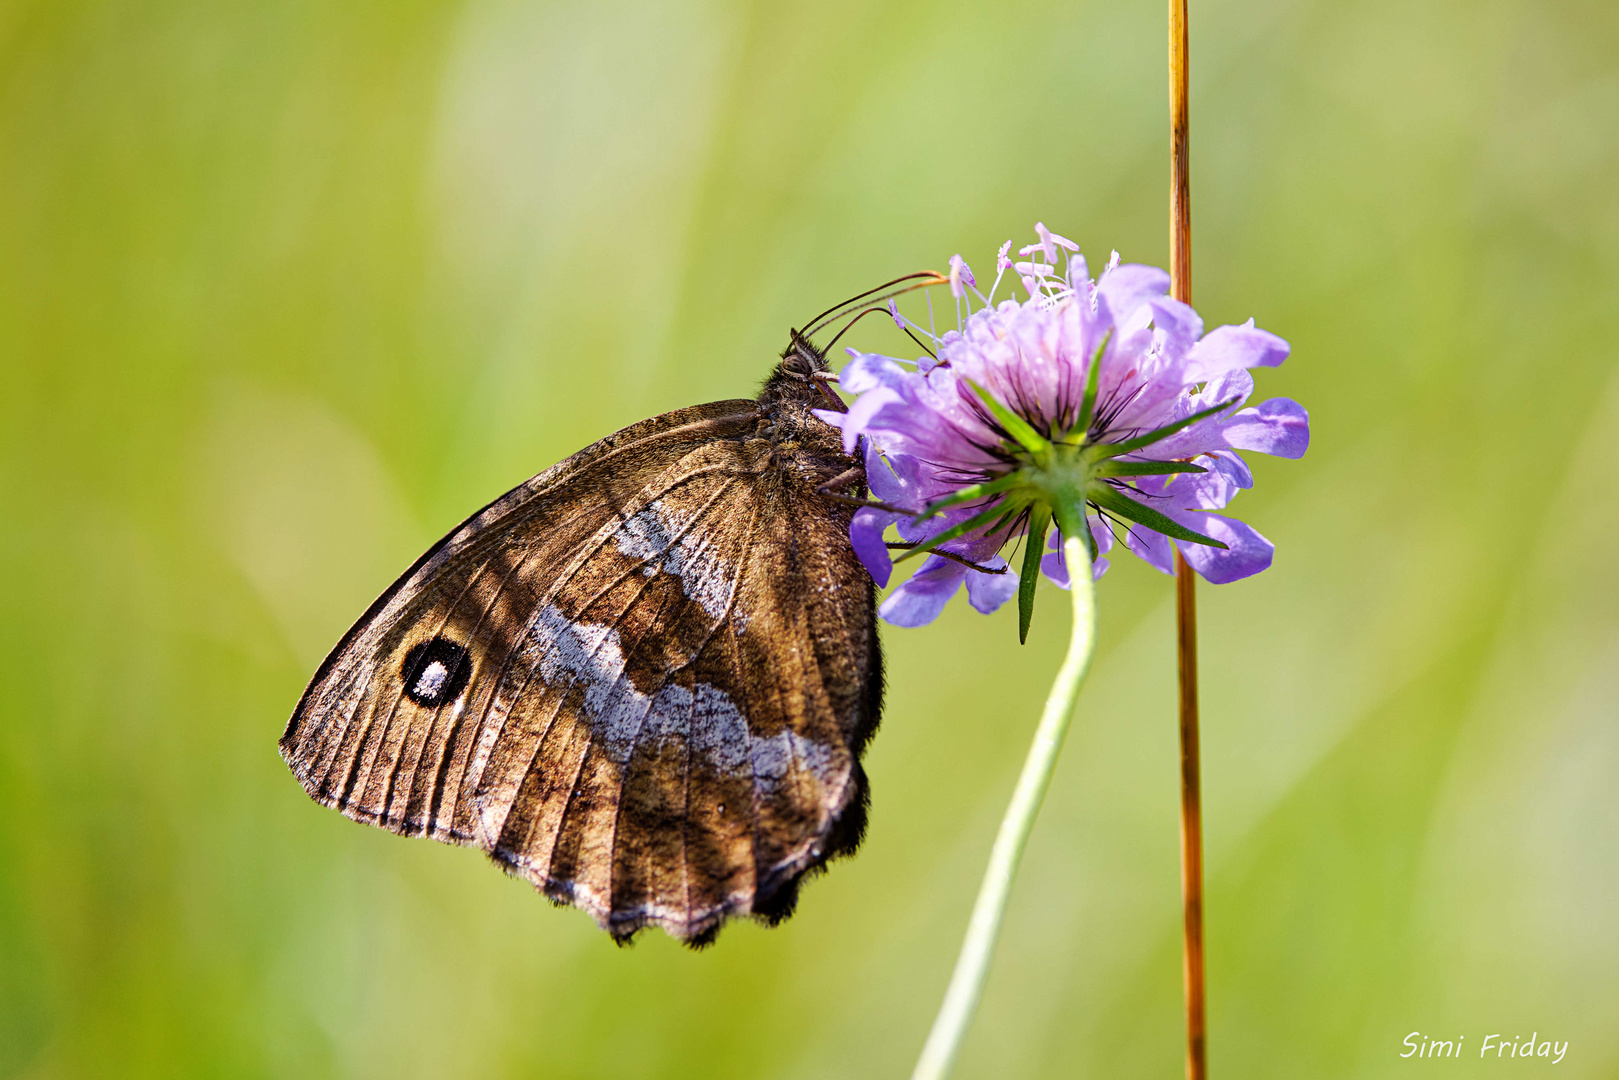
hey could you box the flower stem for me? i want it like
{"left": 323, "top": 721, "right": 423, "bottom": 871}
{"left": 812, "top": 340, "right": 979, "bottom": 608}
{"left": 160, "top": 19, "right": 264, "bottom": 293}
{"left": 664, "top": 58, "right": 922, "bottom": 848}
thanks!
{"left": 911, "top": 533, "right": 1097, "bottom": 1080}
{"left": 1169, "top": 2, "right": 1208, "bottom": 1077}
{"left": 1174, "top": 551, "right": 1207, "bottom": 1079}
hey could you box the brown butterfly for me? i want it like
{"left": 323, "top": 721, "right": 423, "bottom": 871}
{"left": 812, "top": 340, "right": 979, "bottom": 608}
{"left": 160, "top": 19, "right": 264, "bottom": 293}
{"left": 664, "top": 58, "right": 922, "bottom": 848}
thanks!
{"left": 279, "top": 279, "right": 939, "bottom": 945}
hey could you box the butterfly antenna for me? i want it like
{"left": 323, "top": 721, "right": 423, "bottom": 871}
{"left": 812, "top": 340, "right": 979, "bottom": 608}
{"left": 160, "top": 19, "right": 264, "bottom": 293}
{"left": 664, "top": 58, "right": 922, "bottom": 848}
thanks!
{"left": 819, "top": 304, "right": 938, "bottom": 360}
{"left": 803, "top": 271, "right": 948, "bottom": 339}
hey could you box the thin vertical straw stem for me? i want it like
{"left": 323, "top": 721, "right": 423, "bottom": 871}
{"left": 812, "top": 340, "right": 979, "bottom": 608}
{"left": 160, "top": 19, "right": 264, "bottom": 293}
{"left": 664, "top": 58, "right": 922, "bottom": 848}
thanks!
{"left": 1169, "top": 3, "right": 1208, "bottom": 1080}
{"left": 1174, "top": 553, "right": 1206, "bottom": 1080}
{"left": 1170, "top": 2, "right": 1192, "bottom": 302}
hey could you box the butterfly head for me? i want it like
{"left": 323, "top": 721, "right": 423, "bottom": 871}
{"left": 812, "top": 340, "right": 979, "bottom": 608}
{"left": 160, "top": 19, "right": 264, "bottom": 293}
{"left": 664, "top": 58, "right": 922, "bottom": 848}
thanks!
{"left": 778, "top": 329, "right": 832, "bottom": 378}
{"left": 760, "top": 330, "right": 841, "bottom": 414}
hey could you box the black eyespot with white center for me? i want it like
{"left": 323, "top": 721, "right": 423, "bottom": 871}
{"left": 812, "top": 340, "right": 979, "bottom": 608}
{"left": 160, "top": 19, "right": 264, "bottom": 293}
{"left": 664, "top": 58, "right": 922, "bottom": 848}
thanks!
{"left": 401, "top": 637, "right": 471, "bottom": 707}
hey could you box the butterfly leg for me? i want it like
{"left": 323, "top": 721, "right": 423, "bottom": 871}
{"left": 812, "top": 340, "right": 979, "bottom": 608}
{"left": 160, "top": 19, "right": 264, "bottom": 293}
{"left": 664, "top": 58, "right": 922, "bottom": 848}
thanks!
{"left": 883, "top": 542, "right": 1009, "bottom": 575}
{"left": 814, "top": 466, "right": 864, "bottom": 495}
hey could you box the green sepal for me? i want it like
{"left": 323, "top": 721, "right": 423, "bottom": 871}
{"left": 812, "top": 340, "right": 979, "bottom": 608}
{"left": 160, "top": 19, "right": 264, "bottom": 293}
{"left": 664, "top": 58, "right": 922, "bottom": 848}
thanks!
{"left": 1081, "top": 514, "right": 1099, "bottom": 563}
{"left": 1017, "top": 504, "right": 1051, "bottom": 644}
{"left": 965, "top": 379, "right": 1051, "bottom": 462}
{"left": 913, "top": 471, "right": 1025, "bottom": 523}
{"left": 891, "top": 501, "right": 1013, "bottom": 564}
{"left": 983, "top": 506, "right": 1020, "bottom": 542}
{"left": 1096, "top": 397, "right": 1240, "bottom": 458}
{"left": 1086, "top": 482, "right": 1227, "bottom": 549}
{"left": 1069, "top": 330, "right": 1112, "bottom": 442}
{"left": 1093, "top": 459, "right": 1207, "bottom": 478}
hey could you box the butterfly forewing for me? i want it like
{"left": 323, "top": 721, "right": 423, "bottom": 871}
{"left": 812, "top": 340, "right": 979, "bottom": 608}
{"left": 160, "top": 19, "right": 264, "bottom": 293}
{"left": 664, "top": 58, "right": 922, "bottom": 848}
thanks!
{"left": 281, "top": 355, "right": 881, "bottom": 944}
{"left": 281, "top": 401, "right": 759, "bottom": 837}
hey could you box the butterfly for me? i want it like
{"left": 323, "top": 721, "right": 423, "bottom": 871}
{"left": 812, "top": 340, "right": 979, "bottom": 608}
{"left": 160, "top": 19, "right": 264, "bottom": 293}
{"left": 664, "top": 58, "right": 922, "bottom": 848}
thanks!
{"left": 277, "top": 281, "right": 937, "bottom": 945}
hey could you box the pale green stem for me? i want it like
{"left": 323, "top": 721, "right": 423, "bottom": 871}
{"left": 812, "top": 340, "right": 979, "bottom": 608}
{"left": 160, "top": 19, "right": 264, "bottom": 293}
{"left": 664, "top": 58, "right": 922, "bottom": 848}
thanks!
{"left": 911, "top": 533, "right": 1098, "bottom": 1080}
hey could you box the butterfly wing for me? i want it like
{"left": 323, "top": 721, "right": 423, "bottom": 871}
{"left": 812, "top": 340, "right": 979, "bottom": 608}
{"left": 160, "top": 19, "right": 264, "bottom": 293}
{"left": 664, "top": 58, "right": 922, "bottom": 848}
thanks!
{"left": 280, "top": 397, "right": 881, "bottom": 943}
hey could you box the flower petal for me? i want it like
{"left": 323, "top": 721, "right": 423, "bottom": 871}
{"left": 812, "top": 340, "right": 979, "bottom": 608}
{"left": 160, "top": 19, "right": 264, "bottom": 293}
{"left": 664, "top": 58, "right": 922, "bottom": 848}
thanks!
{"left": 824, "top": 386, "right": 891, "bottom": 454}
{"left": 1172, "top": 512, "right": 1275, "bottom": 583}
{"left": 865, "top": 446, "right": 928, "bottom": 509}
{"left": 1148, "top": 296, "right": 1205, "bottom": 354}
{"left": 964, "top": 556, "right": 1019, "bottom": 614}
{"left": 1222, "top": 397, "right": 1310, "bottom": 459}
{"left": 849, "top": 506, "right": 902, "bottom": 587}
{"left": 1206, "top": 449, "right": 1254, "bottom": 489}
{"left": 1096, "top": 263, "right": 1169, "bottom": 321}
{"left": 1122, "top": 516, "right": 1177, "bottom": 575}
{"left": 1141, "top": 368, "right": 1255, "bottom": 459}
{"left": 1040, "top": 548, "right": 1069, "bottom": 589}
{"left": 839, "top": 352, "right": 907, "bottom": 394}
{"left": 1157, "top": 460, "right": 1244, "bottom": 511}
{"left": 877, "top": 556, "right": 967, "bottom": 627}
{"left": 1041, "top": 515, "right": 1112, "bottom": 587}
{"left": 1185, "top": 319, "right": 1290, "bottom": 381}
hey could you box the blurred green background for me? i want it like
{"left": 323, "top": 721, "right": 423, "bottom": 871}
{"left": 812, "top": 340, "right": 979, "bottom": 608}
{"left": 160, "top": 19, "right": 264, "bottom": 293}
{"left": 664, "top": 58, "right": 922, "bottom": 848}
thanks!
{"left": 3, "top": 0, "right": 1617, "bottom": 1077}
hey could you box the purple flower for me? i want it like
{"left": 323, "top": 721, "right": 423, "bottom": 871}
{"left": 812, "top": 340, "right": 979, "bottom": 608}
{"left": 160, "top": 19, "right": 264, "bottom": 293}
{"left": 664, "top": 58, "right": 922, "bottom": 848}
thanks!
{"left": 816, "top": 225, "right": 1309, "bottom": 632}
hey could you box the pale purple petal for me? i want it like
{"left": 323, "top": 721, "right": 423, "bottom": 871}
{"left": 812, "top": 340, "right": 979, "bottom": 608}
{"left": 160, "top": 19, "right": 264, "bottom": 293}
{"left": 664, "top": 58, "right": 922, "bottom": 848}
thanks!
{"left": 1223, "top": 398, "right": 1310, "bottom": 459}
{"left": 1096, "top": 263, "right": 1169, "bottom": 321}
{"left": 1185, "top": 319, "right": 1290, "bottom": 382}
{"left": 1041, "top": 515, "right": 1112, "bottom": 587}
{"left": 1091, "top": 513, "right": 1116, "bottom": 556}
{"left": 1201, "top": 366, "right": 1257, "bottom": 411}
{"left": 1066, "top": 253, "right": 1090, "bottom": 291}
{"left": 1148, "top": 296, "right": 1204, "bottom": 354}
{"left": 1158, "top": 460, "right": 1244, "bottom": 511}
{"left": 839, "top": 352, "right": 904, "bottom": 393}
{"left": 829, "top": 387, "right": 895, "bottom": 454}
{"left": 1139, "top": 368, "right": 1254, "bottom": 459}
{"left": 1041, "top": 548, "right": 1069, "bottom": 589}
{"left": 878, "top": 556, "right": 967, "bottom": 627}
{"left": 865, "top": 446, "right": 927, "bottom": 509}
{"left": 964, "top": 557, "right": 1018, "bottom": 614}
{"left": 1123, "top": 516, "right": 1177, "bottom": 575}
{"left": 837, "top": 356, "right": 1004, "bottom": 471}
{"left": 1206, "top": 449, "right": 1254, "bottom": 489}
{"left": 1172, "top": 512, "right": 1274, "bottom": 583}
{"left": 850, "top": 506, "right": 902, "bottom": 587}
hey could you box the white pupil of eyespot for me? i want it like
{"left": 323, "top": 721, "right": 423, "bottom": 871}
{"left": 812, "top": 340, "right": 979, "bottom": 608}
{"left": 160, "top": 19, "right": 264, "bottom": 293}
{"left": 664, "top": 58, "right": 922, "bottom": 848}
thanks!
{"left": 415, "top": 660, "right": 449, "bottom": 698}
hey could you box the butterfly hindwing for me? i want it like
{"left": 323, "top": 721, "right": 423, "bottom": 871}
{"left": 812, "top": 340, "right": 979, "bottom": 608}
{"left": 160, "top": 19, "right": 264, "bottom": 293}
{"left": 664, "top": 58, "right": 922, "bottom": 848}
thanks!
{"left": 470, "top": 438, "right": 776, "bottom": 928}
{"left": 281, "top": 361, "right": 881, "bottom": 944}
{"left": 470, "top": 436, "right": 878, "bottom": 940}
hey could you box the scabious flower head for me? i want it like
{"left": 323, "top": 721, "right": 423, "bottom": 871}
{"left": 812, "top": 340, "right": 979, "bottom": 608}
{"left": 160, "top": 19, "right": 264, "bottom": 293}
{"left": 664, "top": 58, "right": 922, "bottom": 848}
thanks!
{"left": 815, "top": 223, "right": 1309, "bottom": 631}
